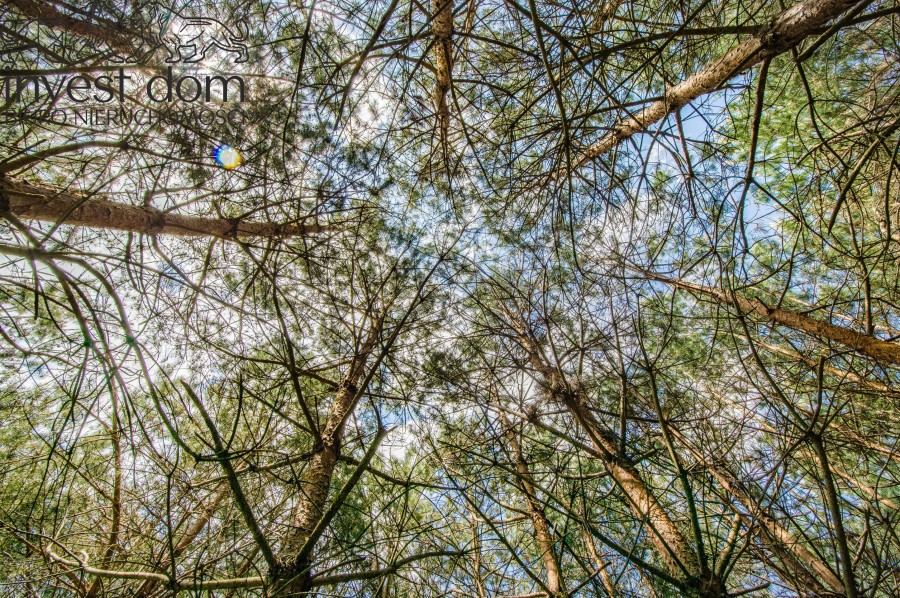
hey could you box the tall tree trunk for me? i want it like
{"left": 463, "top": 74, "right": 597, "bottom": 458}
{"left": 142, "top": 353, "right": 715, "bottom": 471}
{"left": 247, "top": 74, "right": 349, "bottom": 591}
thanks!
{"left": 667, "top": 426, "right": 846, "bottom": 594}
{"left": 432, "top": 0, "right": 454, "bottom": 147}
{"left": 581, "top": 527, "right": 618, "bottom": 597}
{"left": 637, "top": 268, "right": 900, "bottom": 365}
{"left": 468, "top": 510, "right": 489, "bottom": 598}
{"left": 507, "top": 314, "right": 726, "bottom": 597}
{"left": 497, "top": 408, "right": 565, "bottom": 596}
{"left": 754, "top": 339, "right": 897, "bottom": 395}
{"left": 556, "top": 0, "right": 860, "bottom": 179}
{"left": 274, "top": 319, "right": 382, "bottom": 594}
{"left": 1, "top": 178, "right": 331, "bottom": 240}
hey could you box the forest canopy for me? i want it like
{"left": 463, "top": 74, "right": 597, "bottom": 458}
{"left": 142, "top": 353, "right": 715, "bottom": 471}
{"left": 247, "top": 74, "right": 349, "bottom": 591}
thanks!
{"left": 0, "top": 0, "right": 899, "bottom": 596}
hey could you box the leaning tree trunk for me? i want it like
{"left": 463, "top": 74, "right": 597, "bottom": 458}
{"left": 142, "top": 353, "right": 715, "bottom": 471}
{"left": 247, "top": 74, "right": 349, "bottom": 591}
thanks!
{"left": 667, "top": 426, "right": 846, "bottom": 595}
{"left": 497, "top": 407, "right": 565, "bottom": 596}
{"left": 507, "top": 313, "right": 726, "bottom": 597}
{"left": 637, "top": 268, "right": 900, "bottom": 365}
{"left": 581, "top": 527, "right": 618, "bottom": 597}
{"left": 552, "top": 0, "right": 860, "bottom": 180}
{"left": 1, "top": 178, "right": 331, "bottom": 241}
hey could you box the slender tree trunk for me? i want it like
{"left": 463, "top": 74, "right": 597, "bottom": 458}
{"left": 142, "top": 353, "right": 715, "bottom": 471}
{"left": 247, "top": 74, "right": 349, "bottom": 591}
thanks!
{"left": 274, "top": 319, "right": 381, "bottom": 594}
{"left": 557, "top": 0, "right": 860, "bottom": 179}
{"left": 172, "top": 486, "right": 230, "bottom": 555}
{"left": 1, "top": 178, "right": 330, "bottom": 240}
{"left": 638, "top": 269, "right": 900, "bottom": 365}
{"left": 498, "top": 409, "right": 565, "bottom": 596}
{"left": 507, "top": 314, "right": 726, "bottom": 597}
{"left": 755, "top": 339, "right": 897, "bottom": 394}
{"left": 582, "top": 527, "right": 617, "bottom": 597}
{"left": 828, "top": 460, "right": 900, "bottom": 512}
{"left": 811, "top": 435, "right": 859, "bottom": 598}
{"left": 667, "top": 426, "right": 846, "bottom": 594}
{"left": 432, "top": 0, "right": 454, "bottom": 146}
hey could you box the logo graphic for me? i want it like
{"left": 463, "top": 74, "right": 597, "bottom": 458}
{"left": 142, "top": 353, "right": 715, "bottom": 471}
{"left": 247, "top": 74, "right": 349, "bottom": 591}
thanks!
{"left": 98, "top": 4, "right": 249, "bottom": 65}
{"left": 0, "top": 38, "right": 18, "bottom": 67}
{"left": 155, "top": 7, "right": 249, "bottom": 64}
{"left": 0, "top": 3, "right": 250, "bottom": 66}
{"left": 0, "top": 13, "right": 30, "bottom": 66}
{"left": 0, "top": 3, "right": 250, "bottom": 131}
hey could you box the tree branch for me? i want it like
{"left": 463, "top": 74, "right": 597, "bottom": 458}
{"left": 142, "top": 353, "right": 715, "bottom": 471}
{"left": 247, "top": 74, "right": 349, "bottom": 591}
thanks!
{"left": 1, "top": 178, "right": 332, "bottom": 240}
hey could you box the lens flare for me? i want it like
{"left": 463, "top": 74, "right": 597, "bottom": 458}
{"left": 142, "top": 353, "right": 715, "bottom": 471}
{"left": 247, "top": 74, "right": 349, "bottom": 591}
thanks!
{"left": 213, "top": 145, "right": 242, "bottom": 169}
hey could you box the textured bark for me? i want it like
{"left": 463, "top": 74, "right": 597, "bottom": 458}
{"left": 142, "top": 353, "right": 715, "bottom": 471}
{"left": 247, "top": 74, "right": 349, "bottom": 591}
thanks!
{"left": 668, "top": 427, "right": 846, "bottom": 595}
{"left": 174, "top": 486, "right": 230, "bottom": 555}
{"left": 1, "top": 178, "right": 330, "bottom": 240}
{"left": 830, "top": 428, "right": 900, "bottom": 465}
{"left": 829, "top": 462, "right": 900, "bottom": 512}
{"left": 508, "top": 315, "right": 725, "bottom": 596}
{"left": 557, "top": 0, "right": 859, "bottom": 179}
{"left": 703, "top": 379, "right": 900, "bottom": 468}
{"left": 432, "top": 0, "right": 454, "bottom": 144}
{"left": 641, "top": 269, "right": 900, "bottom": 365}
{"left": 499, "top": 411, "right": 564, "bottom": 596}
{"left": 582, "top": 527, "right": 618, "bottom": 597}
{"left": 274, "top": 321, "right": 381, "bottom": 594}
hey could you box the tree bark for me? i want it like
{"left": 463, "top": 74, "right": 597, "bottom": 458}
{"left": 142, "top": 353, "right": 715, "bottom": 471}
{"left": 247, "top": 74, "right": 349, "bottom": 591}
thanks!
{"left": 498, "top": 409, "right": 565, "bottom": 596}
{"left": 755, "top": 339, "right": 897, "bottom": 395}
{"left": 582, "top": 527, "right": 618, "bottom": 597}
{"left": 639, "top": 269, "right": 900, "bottom": 366}
{"left": 273, "top": 319, "right": 382, "bottom": 594}
{"left": 507, "top": 313, "right": 726, "bottom": 597}
{"left": 667, "top": 426, "right": 846, "bottom": 595}
{"left": 1, "top": 178, "right": 330, "bottom": 241}
{"left": 557, "top": 0, "right": 860, "bottom": 179}
{"left": 432, "top": 0, "right": 454, "bottom": 145}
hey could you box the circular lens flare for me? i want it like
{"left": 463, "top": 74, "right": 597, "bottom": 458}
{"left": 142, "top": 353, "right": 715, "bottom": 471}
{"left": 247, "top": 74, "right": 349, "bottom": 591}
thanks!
{"left": 214, "top": 145, "right": 242, "bottom": 170}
